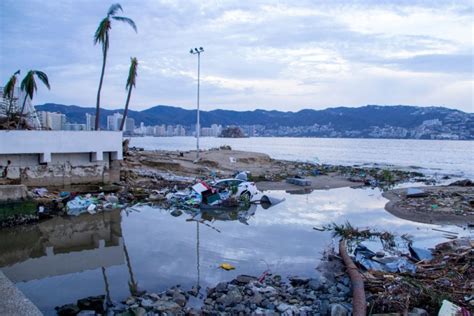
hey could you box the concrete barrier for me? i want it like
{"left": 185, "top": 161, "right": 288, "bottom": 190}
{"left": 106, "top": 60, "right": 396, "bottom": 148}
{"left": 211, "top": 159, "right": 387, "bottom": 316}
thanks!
{"left": 0, "top": 185, "right": 28, "bottom": 202}
{"left": 0, "top": 271, "right": 43, "bottom": 315}
{"left": 0, "top": 131, "right": 122, "bottom": 186}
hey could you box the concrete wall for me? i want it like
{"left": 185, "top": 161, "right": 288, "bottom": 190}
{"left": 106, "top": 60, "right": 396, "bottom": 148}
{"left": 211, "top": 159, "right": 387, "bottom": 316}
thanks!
{"left": 0, "top": 131, "right": 122, "bottom": 186}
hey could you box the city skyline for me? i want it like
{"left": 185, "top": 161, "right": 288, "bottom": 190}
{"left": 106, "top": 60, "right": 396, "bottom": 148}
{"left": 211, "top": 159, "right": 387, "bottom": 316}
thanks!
{"left": 1, "top": 0, "right": 472, "bottom": 113}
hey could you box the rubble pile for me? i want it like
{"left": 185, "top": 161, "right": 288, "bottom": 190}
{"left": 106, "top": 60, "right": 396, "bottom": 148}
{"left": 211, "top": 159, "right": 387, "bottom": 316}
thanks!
{"left": 365, "top": 238, "right": 473, "bottom": 314}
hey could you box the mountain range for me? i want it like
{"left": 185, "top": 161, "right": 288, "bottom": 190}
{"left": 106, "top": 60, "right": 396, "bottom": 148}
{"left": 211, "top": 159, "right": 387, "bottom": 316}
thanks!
{"left": 35, "top": 103, "right": 474, "bottom": 139}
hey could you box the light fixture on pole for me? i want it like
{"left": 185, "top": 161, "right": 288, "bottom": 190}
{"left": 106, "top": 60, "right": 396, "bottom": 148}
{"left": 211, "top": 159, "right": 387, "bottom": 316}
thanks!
{"left": 190, "top": 47, "right": 204, "bottom": 162}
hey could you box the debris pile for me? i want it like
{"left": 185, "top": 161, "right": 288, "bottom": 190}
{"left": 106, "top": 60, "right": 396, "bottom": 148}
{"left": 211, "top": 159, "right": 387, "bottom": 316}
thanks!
{"left": 315, "top": 222, "right": 473, "bottom": 315}
{"left": 365, "top": 238, "right": 473, "bottom": 315}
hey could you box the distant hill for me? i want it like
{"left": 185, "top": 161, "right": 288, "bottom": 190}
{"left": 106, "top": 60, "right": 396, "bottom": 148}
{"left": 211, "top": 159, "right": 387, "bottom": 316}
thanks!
{"left": 35, "top": 103, "right": 474, "bottom": 139}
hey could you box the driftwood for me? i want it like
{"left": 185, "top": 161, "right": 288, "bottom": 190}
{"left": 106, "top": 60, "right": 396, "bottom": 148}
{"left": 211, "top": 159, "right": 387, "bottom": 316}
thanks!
{"left": 339, "top": 239, "right": 367, "bottom": 316}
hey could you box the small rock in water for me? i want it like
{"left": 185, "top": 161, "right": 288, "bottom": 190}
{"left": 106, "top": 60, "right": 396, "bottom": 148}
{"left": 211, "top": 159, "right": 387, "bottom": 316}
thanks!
{"left": 76, "top": 295, "right": 105, "bottom": 314}
{"left": 56, "top": 304, "right": 81, "bottom": 316}
{"left": 330, "top": 303, "right": 349, "bottom": 316}
{"left": 215, "top": 282, "right": 228, "bottom": 293}
{"left": 235, "top": 274, "right": 257, "bottom": 285}
{"left": 130, "top": 307, "right": 146, "bottom": 316}
{"left": 173, "top": 292, "right": 187, "bottom": 307}
{"left": 289, "top": 276, "right": 310, "bottom": 287}
{"left": 139, "top": 298, "right": 154, "bottom": 308}
{"left": 170, "top": 209, "right": 182, "bottom": 217}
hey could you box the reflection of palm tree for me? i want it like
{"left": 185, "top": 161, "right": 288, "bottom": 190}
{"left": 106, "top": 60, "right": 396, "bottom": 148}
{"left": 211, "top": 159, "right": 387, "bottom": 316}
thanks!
{"left": 123, "top": 241, "right": 139, "bottom": 295}
{"left": 101, "top": 267, "right": 112, "bottom": 306}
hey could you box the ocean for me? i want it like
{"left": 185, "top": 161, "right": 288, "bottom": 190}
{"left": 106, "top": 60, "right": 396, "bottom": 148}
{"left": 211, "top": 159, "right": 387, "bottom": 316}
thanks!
{"left": 130, "top": 136, "right": 474, "bottom": 179}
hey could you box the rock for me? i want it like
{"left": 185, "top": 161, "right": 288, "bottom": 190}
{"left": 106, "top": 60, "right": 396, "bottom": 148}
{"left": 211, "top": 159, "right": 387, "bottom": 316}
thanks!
{"left": 289, "top": 276, "right": 310, "bottom": 287}
{"left": 289, "top": 298, "right": 300, "bottom": 304}
{"left": 250, "top": 293, "right": 264, "bottom": 305}
{"left": 235, "top": 274, "right": 258, "bottom": 285}
{"left": 320, "top": 300, "right": 330, "bottom": 315}
{"left": 233, "top": 303, "right": 246, "bottom": 313}
{"left": 125, "top": 297, "right": 136, "bottom": 305}
{"left": 308, "top": 277, "right": 325, "bottom": 291}
{"left": 56, "top": 304, "right": 81, "bottom": 316}
{"left": 336, "top": 283, "right": 350, "bottom": 294}
{"left": 130, "top": 307, "right": 146, "bottom": 316}
{"left": 330, "top": 303, "right": 349, "bottom": 316}
{"left": 76, "top": 295, "right": 105, "bottom": 314}
{"left": 170, "top": 209, "right": 182, "bottom": 217}
{"left": 172, "top": 292, "right": 187, "bottom": 307}
{"left": 215, "top": 282, "right": 228, "bottom": 293}
{"left": 153, "top": 300, "right": 182, "bottom": 313}
{"left": 277, "top": 303, "right": 291, "bottom": 312}
{"left": 139, "top": 298, "right": 154, "bottom": 308}
{"left": 188, "top": 286, "right": 199, "bottom": 297}
{"left": 223, "top": 288, "right": 243, "bottom": 307}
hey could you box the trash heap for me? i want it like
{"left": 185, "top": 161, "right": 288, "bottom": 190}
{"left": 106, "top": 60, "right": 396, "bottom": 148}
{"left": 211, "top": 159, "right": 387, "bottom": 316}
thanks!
{"left": 31, "top": 187, "right": 126, "bottom": 218}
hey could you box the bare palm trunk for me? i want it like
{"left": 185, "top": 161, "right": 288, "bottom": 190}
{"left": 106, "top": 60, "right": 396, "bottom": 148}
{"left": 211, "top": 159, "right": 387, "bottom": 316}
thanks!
{"left": 119, "top": 86, "right": 133, "bottom": 131}
{"left": 17, "top": 93, "right": 29, "bottom": 129}
{"left": 95, "top": 39, "right": 108, "bottom": 130}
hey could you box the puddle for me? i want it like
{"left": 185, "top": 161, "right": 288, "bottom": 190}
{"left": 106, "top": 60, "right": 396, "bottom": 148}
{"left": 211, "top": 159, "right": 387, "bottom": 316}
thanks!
{"left": 0, "top": 187, "right": 471, "bottom": 315}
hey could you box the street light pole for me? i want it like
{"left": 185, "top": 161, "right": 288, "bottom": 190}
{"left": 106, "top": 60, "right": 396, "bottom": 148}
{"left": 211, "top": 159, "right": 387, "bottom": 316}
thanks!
{"left": 190, "top": 47, "right": 204, "bottom": 161}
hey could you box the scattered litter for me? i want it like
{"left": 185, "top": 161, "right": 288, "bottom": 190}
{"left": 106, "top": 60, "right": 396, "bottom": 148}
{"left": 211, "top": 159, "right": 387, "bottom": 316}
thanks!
{"left": 229, "top": 157, "right": 237, "bottom": 163}
{"left": 67, "top": 196, "right": 97, "bottom": 216}
{"left": 219, "top": 263, "right": 236, "bottom": 271}
{"left": 33, "top": 188, "right": 48, "bottom": 197}
{"left": 432, "top": 228, "right": 459, "bottom": 235}
{"left": 286, "top": 177, "right": 312, "bottom": 186}
{"left": 437, "top": 300, "right": 465, "bottom": 316}
{"left": 406, "top": 188, "right": 428, "bottom": 198}
{"left": 408, "top": 245, "right": 433, "bottom": 261}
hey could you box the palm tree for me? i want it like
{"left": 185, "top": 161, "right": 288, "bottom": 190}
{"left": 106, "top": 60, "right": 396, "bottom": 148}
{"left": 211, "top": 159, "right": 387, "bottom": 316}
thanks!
{"left": 18, "top": 70, "right": 50, "bottom": 128}
{"left": 119, "top": 57, "right": 138, "bottom": 131}
{"left": 3, "top": 70, "right": 20, "bottom": 120}
{"left": 94, "top": 3, "right": 137, "bottom": 130}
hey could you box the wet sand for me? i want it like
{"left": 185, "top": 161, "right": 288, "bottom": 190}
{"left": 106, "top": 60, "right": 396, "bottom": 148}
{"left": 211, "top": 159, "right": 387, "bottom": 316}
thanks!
{"left": 383, "top": 185, "right": 474, "bottom": 225}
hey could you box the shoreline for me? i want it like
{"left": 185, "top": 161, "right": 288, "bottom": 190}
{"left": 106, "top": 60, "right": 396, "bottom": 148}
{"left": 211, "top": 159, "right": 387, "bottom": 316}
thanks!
{"left": 383, "top": 184, "right": 474, "bottom": 225}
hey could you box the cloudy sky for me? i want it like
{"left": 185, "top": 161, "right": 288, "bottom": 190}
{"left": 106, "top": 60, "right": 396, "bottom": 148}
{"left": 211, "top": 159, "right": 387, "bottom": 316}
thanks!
{"left": 1, "top": 0, "right": 473, "bottom": 112}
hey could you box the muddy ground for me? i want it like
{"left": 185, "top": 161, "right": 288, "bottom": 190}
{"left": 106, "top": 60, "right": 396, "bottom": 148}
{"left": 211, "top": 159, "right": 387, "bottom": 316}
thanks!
{"left": 383, "top": 185, "right": 474, "bottom": 225}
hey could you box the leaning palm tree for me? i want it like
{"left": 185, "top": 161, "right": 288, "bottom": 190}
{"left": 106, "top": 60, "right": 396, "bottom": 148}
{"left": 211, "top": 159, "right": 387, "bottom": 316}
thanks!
{"left": 94, "top": 3, "right": 137, "bottom": 130}
{"left": 119, "top": 57, "right": 138, "bottom": 131}
{"left": 18, "top": 70, "right": 50, "bottom": 128}
{"left": 3, "top": 70, "right": 20, "bottom": 120}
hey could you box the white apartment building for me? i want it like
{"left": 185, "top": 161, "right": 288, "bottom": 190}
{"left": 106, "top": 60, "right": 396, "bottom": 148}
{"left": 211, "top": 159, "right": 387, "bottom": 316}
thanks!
{"left": 37, "top": 111, "right": 66, "bottom": 130}
{"left": 85, "top": 113, "right": 95, "bottom": 131}
{"left": 106, "top": 113, "right": 123, "bottom": 131}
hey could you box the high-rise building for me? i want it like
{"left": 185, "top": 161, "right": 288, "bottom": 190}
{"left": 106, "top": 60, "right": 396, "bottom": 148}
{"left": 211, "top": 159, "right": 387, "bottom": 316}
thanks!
{"left": 37, "top": 111, "right": 66, "bottom": 130}
{"left": 106, "top": 113, "right": 123, "bottom": 131}
{"left": 124, "top": 117, "right": 135, "bottom": 132}
{"left": 85, "top": 113, "right": 95, "bottom": 131}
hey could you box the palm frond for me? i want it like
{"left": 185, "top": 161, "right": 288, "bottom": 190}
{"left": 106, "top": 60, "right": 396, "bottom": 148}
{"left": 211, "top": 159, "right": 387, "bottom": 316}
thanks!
{"left": 3, "top": 70, "right": 20, "bottom": 99}
{"left": 107, "top": 3, "right": 123, "bottom": 16}
{"left": 126, "top": 57, "right": 139, "bottom": 90}
{"left": 112, "top": 16, "right": 137, "bottom": 32}
{"left": 33, "top": 70, "right": 50, "bottom": 90}
{"left": 94, "top": 18, "right": 111, "bottom": 45}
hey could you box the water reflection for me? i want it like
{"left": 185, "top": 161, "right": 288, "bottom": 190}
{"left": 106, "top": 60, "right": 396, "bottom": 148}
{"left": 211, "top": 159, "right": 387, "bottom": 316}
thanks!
{"left": 0, "top": 211, "right": 124, "bottom": 283}
{"left": 0, "top": 187, "right": 471, "bottom": 314}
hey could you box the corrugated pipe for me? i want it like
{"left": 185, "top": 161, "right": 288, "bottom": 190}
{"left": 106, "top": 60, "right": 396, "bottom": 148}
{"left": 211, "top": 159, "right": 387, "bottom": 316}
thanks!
{"left": 339, "top": 239, "right": 367, "bottom": 316}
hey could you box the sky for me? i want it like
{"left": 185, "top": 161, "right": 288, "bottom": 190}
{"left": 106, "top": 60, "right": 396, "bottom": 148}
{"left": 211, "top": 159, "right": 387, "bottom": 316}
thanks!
{"left": 1, "top": 0, "right": 473, "bottom": 112}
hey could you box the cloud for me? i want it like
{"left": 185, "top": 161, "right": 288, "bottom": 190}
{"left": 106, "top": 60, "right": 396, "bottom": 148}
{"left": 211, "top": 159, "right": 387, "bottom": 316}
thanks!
{"left": 0, "top": 0, "right": 472, "bottom": 112}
